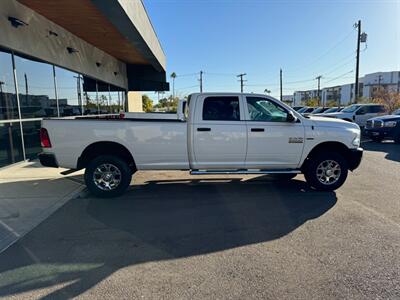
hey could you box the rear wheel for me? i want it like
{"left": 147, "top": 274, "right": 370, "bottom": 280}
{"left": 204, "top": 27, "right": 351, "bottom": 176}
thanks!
{"left": 304, "top": 152, "right": 348, "bottom": 191}
{"left": 84, "top": 155, "right": 132, "bottom": 198}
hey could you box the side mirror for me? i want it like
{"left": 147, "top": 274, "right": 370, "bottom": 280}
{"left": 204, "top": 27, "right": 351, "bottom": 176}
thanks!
{"left": 287, "top": 111, "right": 298, "bottom": 123}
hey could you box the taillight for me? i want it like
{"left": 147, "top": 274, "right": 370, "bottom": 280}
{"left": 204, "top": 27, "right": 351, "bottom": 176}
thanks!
{"left": 40, "top": 128, "right": 52, "bottom": 148}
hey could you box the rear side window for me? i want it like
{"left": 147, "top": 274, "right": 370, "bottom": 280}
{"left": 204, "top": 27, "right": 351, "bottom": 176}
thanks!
{"left": 370, "top": 105, "right": 385, "bottom": 113}
{"left": 202, "top": 97, "right": 240, "bottom": 121}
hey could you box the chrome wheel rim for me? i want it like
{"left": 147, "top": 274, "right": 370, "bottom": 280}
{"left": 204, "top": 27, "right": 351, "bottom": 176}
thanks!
{"left": 93, "top": 163, "right": 121, "bottom": 191}
{"left": 316, "top": 160, "right": 341, "bottom": 185}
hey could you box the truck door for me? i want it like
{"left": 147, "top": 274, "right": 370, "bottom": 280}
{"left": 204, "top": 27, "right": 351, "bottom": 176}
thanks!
{"left": 191, "top": 95, "right": 247, "bottom": 169}
{"left": 354, "top": 105, "right": 374, "bottom": 127}
{"left": 244, "top": 96, "right": 305, "bottom": 169}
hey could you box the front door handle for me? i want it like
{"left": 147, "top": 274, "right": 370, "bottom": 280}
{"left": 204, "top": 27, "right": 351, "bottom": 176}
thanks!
{"left": 251, "top": 128, "right": 265, "bottom": 132}
{"left": 197, "top": 127, "right": 211, "bottom": 132}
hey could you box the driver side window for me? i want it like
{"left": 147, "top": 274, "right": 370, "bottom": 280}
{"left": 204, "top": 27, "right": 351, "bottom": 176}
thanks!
{"left": 246, "top": 97, "right": 288, "bottom": 122}
{"left": 357, "top": 106, "right": 369, "bottom": 115}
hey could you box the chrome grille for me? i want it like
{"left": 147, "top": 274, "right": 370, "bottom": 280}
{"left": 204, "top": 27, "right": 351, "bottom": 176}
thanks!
{"left": 366, "top": 120, "right": 383, "bottom": 128}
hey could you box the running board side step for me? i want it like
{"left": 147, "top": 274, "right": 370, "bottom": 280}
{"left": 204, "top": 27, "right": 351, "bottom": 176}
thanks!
{"left": 190, "top": 169, "right": 301, "bottom": 175}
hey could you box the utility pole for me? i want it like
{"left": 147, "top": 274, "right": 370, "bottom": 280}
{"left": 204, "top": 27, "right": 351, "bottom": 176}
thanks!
{"left": 378, "top": 74, "right": 383, "bottom": 89}
{"left": 316, "top": 75, "right": 322, "bottom": 106}
{"left": 280, "top": 68, "right": 283, "bottom": 101}
{"left": 199, "top": 70, "right": 203, "bottom": 93}
{"left": 354, "top": 20, "right": 361, "bottom": 104}
{"left": 237, "top": 73, "right": 246, "bottom": 93}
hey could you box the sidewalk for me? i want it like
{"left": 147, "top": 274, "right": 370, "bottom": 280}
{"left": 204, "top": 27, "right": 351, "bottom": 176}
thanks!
{"left": 0, "top": 161, "right": 85, "bottom": 253}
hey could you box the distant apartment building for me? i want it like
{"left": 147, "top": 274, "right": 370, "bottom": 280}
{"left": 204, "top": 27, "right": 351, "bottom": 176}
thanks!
{"left": 362, "top": 71, "right": 400, "bottom": 98}
{"left": 293, "top": 89, "right": 319, "bottom": 106}
{"left": 291, "top": 71, "right": 400, "bottom": 106}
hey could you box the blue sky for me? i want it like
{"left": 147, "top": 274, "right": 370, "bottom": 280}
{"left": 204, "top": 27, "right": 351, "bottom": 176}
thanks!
{"left": 144, "top": 0, "right": 400, "bottom": 99}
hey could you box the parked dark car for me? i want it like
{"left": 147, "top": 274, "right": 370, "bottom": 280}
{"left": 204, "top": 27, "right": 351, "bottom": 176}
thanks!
{"left": 322, "top": 107, "right": 343, "bottom": 113}
{"left": 364, "top": 109, "right": 400, "bottom": 143}
{"left": 310, "top": 107, "right": 330, "bottom": 114}
{"left": 292, "top": 106, "right": 304, "bottom": 111}
{"left": 297, "top": 106, "right": 315, "bottom": 114}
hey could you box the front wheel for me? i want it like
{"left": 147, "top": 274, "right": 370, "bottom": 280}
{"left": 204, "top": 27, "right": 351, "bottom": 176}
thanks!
{"left": 304, "top": 152, "right": 348, "bottom": 191}
{"left": 84, "top": 155, "right": 132, "bottom": 198}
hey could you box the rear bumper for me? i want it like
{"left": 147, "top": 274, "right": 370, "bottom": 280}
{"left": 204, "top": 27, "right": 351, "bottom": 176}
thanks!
{"left": 348, "top": 147, "right": 363, "bottom": 171}
{"left": 38, "top": 153, "right": 58, "bottom": 168}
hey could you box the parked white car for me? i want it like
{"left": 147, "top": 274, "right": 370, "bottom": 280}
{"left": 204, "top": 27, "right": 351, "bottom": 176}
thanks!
{"left": 39, "top": 93, "right": 363, "bottom": 197}
{"left": 323, "top": 103, "right": 386, "bottom": 127}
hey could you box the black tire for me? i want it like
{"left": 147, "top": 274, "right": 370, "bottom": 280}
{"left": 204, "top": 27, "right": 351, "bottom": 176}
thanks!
{"left": 84, "top": 155, "right": 132, "bottom": 198}
{"left": 371, "top": 136, "right": 383, "bottom": 143}
{"left": 304, "top": 152, "right": 348, "bottom": 191}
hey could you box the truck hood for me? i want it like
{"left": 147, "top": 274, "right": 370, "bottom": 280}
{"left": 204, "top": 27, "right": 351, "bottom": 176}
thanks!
{"left": 307, "top": 115, "right": 359, "bottom": 129}
{"left": 368, "top": 114, "right": 400, "bottom": 122}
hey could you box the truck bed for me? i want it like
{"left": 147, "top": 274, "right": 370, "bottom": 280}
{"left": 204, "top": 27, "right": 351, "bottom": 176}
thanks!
{"left": 42, "top": 117, "right": 189, "bottom": 170}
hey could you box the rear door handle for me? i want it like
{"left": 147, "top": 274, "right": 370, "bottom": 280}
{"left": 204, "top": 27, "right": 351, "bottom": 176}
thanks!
{"left": 197, "top": 127, "right": 211, "bottom": 132}
{"left": 251, "top": 128, "right": 265, "bottom": 132}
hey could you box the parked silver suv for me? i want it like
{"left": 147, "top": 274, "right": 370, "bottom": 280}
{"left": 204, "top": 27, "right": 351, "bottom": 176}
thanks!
{"left": 323, "top": 104, "right": 386, "bottom": 127}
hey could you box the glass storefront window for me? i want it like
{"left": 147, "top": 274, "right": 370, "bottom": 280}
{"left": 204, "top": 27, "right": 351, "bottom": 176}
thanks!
{"left": 84, "top": 91, "right": 98, "bottom": 115}
{"left": 14, "top": 55, "right": 57, "bottom": 119}
{"left": 109, "top": 91, "right": 123, "bottom": 113}
{"left": 0, "top": 122, "right": 24, "bottom": 167}
{"left": 1, "top": 49, "right": 126, "bottom": 168}
{"left": 98, "top": 91, "right": 110, "bottom": 114}
{"left": 0, "top": 51, "right": 19, "bottom": 120}
{"left": 22, "top": 120, "right": 41, "bottom": 161}
{"left": 55, "top": 67, "right": 84, "bottom": 116}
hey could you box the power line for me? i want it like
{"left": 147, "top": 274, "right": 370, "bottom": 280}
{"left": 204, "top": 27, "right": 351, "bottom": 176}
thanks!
{"left": 176, "top": 72, "right": 198, "bottom": 77}
{"left": 324, "top": 70, "right": 354, "bottom": 84}
{"left": 206, "top": 72, "right": 237, "bottom": 76}
{"left": 287, "top": 28, "right": 355, "bottom": 74}
{"left": 175, "top": 84, "right": 199, "bottom": 91}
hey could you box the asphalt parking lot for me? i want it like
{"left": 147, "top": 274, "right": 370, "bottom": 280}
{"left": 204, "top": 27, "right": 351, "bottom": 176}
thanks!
{"left": 0, "top": 141, "right": 399, "bottom": 299}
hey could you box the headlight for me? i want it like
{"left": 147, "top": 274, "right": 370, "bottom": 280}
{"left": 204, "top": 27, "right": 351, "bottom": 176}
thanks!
{"left": 352, "top": 137, "right": 360, "bottom": 147}
{"left": 383, "top": 121, "right": 397, "bottom": 127}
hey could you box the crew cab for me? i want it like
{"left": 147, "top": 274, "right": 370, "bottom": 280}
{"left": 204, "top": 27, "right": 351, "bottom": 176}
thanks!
{"left": 324, "top": 103, "right": 386, "bottom": 127}
{"left": 365, "top": 108, "right": 400, "bottom": 143}
{"left": 39, "top": 93, "right": 363, "bottom": 197}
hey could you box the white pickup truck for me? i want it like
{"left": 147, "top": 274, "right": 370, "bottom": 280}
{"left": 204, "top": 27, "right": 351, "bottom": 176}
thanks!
{"left": 39, "top": 93, "right": 363, "bottom": 197}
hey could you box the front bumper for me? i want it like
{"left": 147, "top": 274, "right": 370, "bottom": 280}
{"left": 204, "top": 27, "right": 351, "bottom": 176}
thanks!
{"left": 38, "top": 152, "right": 58, "bottom": 168}
{"left": 364, "top": 127, "right": 396, "bottom": 139}
{"left": 348, "top": 147, "right": 363, "bottom": 171}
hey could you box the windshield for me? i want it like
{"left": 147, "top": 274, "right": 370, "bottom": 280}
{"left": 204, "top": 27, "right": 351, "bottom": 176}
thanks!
{"left": 311, "top": 107, "right": 324, "bottom": 114}
{"left": 297, "top": 107, "right": 309, "bottom": 113}
{"left": 341, "top": 105, "right": 361, "bottom": 113}
{"left": 324, "top": 107, "right": 339, "bottom": 113}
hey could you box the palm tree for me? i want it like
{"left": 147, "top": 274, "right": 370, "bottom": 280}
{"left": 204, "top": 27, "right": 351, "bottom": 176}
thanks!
{"left": 264, "top": 88, "right": 271, "bottom": 95}
{"left": 170, "top": 72, "right": 177, "bottom": 98}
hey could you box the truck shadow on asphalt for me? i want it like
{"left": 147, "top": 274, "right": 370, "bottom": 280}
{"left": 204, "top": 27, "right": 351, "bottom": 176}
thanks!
{"left": 362, "top": 141, "right": 400, "bottom": 163}
{"left": 0, "top": 177, "right": 337, "bottom": 299}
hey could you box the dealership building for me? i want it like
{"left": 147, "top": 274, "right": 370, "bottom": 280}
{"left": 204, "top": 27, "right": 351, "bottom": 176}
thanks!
{"left": 0, "top": 0, "right": 168, "bottom": 168}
